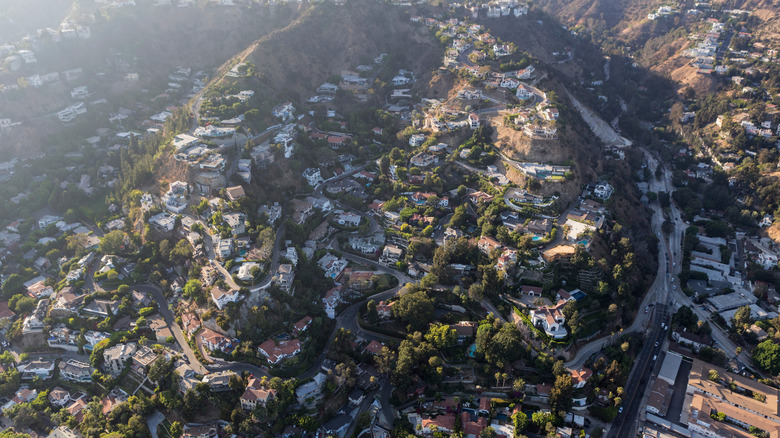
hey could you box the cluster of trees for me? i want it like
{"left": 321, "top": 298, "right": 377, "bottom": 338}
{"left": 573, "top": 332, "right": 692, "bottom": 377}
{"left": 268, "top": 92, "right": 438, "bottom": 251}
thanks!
{"left": 475, "top": 317, "right": 527, "bottom": 368}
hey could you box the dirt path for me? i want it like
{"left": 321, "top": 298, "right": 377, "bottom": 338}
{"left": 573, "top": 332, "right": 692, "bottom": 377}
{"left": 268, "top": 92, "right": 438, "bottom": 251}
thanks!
{"left": 566, "top": 90, "right": 632, "bottom": 148}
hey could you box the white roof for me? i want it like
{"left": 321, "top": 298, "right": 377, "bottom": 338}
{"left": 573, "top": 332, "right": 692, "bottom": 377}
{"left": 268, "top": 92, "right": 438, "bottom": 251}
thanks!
{"left": 658, "top": 351, "right": 682, "bottom": 385}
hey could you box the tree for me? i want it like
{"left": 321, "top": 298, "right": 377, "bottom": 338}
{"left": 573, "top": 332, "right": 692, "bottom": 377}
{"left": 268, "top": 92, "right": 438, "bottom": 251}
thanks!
{"left": 708, "top": 369, "right": 720, "bottom": 382}
{"left": 366, "top": 300, "right": 378, "bottom": 324}
{"left": 375, "top": 347, "right": 396, "bottom": 376}
{"left": 513, "top": 378, "right": 526, "bottom": 394}
{"left": 552, "top": 360, "right": 566, "bottom": 377}
{"left": 183, "top": 279, "right": 203, "bottom": 303}
{"left": 512, "top": 411, "right": 528, "bottom": 434}
{"left": 480, "top": 427, "right": 498, "bottom": 438}
{"left": 731, "top": 305, "right": 752, "bottom": 334}
{"left": 425, "top": 323, "right": 456, "bottom": 349}
{"left": 469, "top": 283, "right": 485, "bottom": 302}
{"left": 392, "top": 291, "right": 434, "bottom": 331}
{"left": 549, "top": 374, "right": 573, "bottom": 414}
{"left": 99, "top": 230, "right": 126, "bottom": 254}
{"left": 753, "top": 340, "right": 780, "bottom": 374}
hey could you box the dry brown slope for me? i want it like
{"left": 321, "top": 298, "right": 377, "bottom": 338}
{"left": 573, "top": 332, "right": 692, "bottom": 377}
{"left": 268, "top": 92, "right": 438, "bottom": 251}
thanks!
{"left": 237, "top": 0, "right": 442, "bottom": 101}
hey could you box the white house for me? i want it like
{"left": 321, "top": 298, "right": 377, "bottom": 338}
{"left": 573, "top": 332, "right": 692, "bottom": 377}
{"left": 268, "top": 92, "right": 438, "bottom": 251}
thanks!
{"left": 593, "top": 182, "right": 613, "bottom": 200}
{"left": 210, "top": 286, "right": 240, "bottom": 310}
{"left": 516, "top": 84, "right": 533, "bottom": 100}
{"left": 335, "top": 212, "right": 361, "bottom": 227}
{"left": 103, "top": 343, "right": 137, "bottom": 375}
{"left": 236, "top": 262, "right": 260, "bottom": 282}
{"left": 302, "top": 168, "right": 323, "bottom": 186}
{"left": 530, "top": 300, "right": 568, "bottom": 339}
{"left": 272, "top": 102, "right": 295, "bottom": 121}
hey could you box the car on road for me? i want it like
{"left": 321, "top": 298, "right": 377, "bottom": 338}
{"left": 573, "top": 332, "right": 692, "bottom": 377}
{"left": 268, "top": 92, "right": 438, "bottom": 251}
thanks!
{"left": 619, "top": 406, "right": 624, "bottom": 413}
{"left": 655, "top": 341, "right": 659, "bottom": 347}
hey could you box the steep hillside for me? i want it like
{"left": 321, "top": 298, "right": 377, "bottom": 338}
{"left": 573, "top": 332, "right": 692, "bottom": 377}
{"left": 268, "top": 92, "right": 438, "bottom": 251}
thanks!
{"left": 213, "top": 0, "right": 443, "bottom": 103}
{"left": 0, "top": 0, "right": 76, "bottom": 42}
{"left": 534, "top": 0, "right": 657, "bottom": 35}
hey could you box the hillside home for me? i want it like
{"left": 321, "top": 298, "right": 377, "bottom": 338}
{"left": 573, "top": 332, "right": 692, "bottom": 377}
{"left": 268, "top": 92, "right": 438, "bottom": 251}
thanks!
{"left": 211, "top": 286, "right": 241, "bottom": 310}
{"left": 59, "top": 359, "right": 93, "bottom": 383}
{"left": 478, "top": 235, "right": 503, "bottom": 254}
{"left": 323, "top": 284, "right": 343, "bottom": 319}
{"left": 200, "top": 328, "right": 234, "bottom": 354}
{"left": 530, "top": 300, "right": 568, "bottom": 339}
{"left": 240, "top": 377, "right": 276, "bottom": 411}
{"left": 104, "top": 343, "right": 137, "bottom": 375}
{"left": 17, "top": 358, "right": 55, "bottom": 380}
{"left": 258, "top": 339, "right": 301, "bottom": 365}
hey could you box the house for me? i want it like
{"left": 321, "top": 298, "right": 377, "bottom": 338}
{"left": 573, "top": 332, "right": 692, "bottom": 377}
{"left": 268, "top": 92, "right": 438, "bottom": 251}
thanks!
{"left": 49, "top": 387, "right": 71, "bottom": 407}
{"left": 335, "top": 212, "right": 361, "bottom": 227}
{"left": 478, "top": 235, "right": 503, "bottom": 255}
{"left": 364, "top": 340, "right": 385, "bottom": 355}
{"left": 181, "top": 313, "right": 201, "bottom": 335}
{"left": 672, "top": 329, "right": 712, "bottom": 352}
{"left": 236, "top": 262, "right": 259, "bottom": 282}
{"left": 379, "top": 244, "right": 403, "bottom": 266}
{"left": 377, "top": 300, "right": 395, "bottom": 319}
{"left": 410, "top": 152, "right": 437, "bottom": 168}
{"left": 468, "top": 113, "right": 480, "bottom": 129}
{"left": 516, "top": 83, "right": 533, "bottom": 99}
{"left": 570, "top": 368, "right": 593, "bottom": 389}
{"left": 3, "top": 387, "right": 37, "bottom": 412}
{"left": 149, "top": 212, "right": 176, "bottom": 232}
{"left": 59, "top": 359, "right": 93, "bottom": 383}
{"left": 225, "top": 185, "right": 245, "bottom": 202}
{"left": 240, "top": 376, "right": 276, "bottom": 411}
{"left": 293, "top": 316, "right": 312, "bottom": 334}
{"left": 407, "top": 413, "right": 456, "bottom": 435}
{"left": 272, "top": 102, "right": 295, "bottom": 121}
{"left": 0, "top": 301, "right": 15, "bottom": 323}
{"left": 215, "top": 237, "right": 234, "bottom": 259}
{"left": 273, "top": 264, "right": 295, "bottom": 292}
{"left": 530, "top": 300, "right": 568, "bottom": 339}
{"left": 409, "top": 134, "right": 426, "bottom": 147}
{"left": 200, "top": 327, "right": 234, "bottom": 354}
{"left": 26, "top": 280, "right": 53, "bottom": 299}
{"left": 258, "top": 339, "right": 301, "bottom": 365}
{"left": 202, "top": 371, "right": 236, "bottom": 392}
{"left": 468, "top": 191, "right": 494, "bottom": 205}
{"left": 348, "top": 388, "right": 365, "bottom": 406}
{"left": 65, "top": 397, "right": 88, "bottom": 422}
{"left": 22, "top": 299, "right": 48, "bottom": 334}
{"left": 323, "top": 284, "right": 343, "bottom": 319}
{"left": 296, "top": 372, "right": 327, "bottom": 405}
{"left": 17, "top": 358, "right": 56, "bottom": 380}
{"left": 81, "top": 299, "right": 119, "bottom": 318}
{"left": 103, "top": 343, "right": 137, "bottom": 375}
{"left": 302, "top": 168, "right": 323, "bottom": 186}
{"left": 593, "top": 181, "right": 613, "bottom": 200}
{"left": 223, "top": 213, "right": 245, "bottom": 236}
{"left": 318, "top": 254, "right": 348, "bottom": 279}
{"left": 461, "top": 411, "right": 489, "bottom": 437}
{"left": 449, "top": 321, "right": 477, "bottom": 344}
{"left": 324, "top": 414, "right": 352, "bottom": 436}
{"left": 48, "top": 325, "right": 80, "bottom": 351}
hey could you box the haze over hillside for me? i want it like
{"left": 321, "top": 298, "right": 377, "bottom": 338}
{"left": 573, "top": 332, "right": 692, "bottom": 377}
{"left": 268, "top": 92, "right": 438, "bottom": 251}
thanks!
{"left": 0, "top": 1, "right": 779, "bottom": 438}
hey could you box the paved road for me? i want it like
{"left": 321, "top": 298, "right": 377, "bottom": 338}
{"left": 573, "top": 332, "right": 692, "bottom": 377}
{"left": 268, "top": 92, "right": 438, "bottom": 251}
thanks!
{"left": 136, "top": 283, "right": 208, "bottom": 375}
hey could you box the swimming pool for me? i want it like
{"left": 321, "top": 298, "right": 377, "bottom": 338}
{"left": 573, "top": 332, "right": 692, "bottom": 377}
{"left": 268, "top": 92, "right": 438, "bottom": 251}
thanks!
{"left": 467, "top": 343, "right": 477, "bottom": 357}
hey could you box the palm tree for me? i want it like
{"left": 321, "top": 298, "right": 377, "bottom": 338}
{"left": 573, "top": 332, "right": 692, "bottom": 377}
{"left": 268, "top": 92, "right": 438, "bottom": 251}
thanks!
{"left": 513, "top": 378, "right": 526, "bottom": 394}
{"left": 501, "top": 373, "right": 508, "bottom": 387}
{"left": 495, "top": 371, "right": 501, "bottom": 387}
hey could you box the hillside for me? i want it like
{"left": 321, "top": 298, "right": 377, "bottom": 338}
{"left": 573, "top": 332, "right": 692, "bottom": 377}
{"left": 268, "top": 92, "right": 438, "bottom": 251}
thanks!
{"left": 0, "top": 3, "right": 297, "bottom": 155}
{"left": 209, "top": 0, "right": 443, "bottom": 104}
